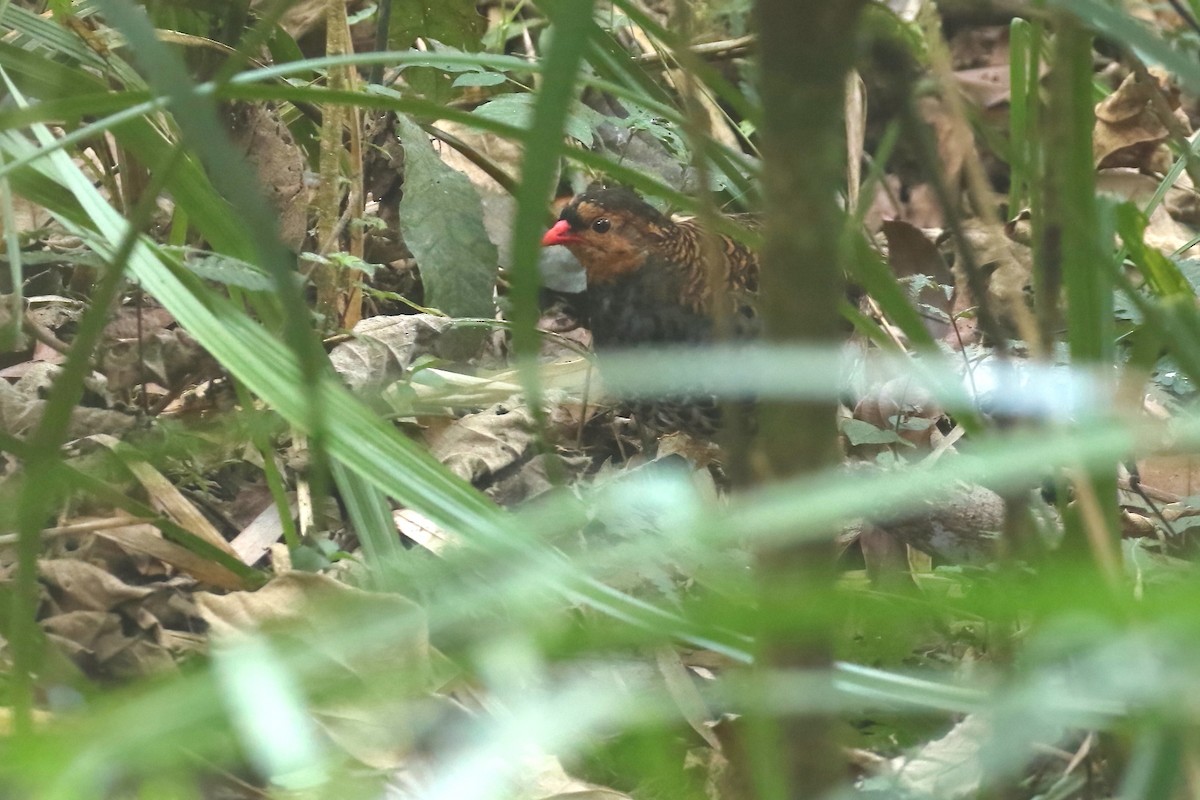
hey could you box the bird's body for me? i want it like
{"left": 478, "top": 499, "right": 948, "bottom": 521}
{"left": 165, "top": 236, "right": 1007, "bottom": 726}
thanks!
{"left": 542, "top": 186, "right": 760, "bottom": 438}
{"left": 542, "top": 186, "right": 760, "bottom": 350}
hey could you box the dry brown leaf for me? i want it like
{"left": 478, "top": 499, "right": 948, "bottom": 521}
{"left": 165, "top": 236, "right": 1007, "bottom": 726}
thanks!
{"left": 1093, "top": 70, "right": 1187, "bottom": 172}
{"left": 39, "top": 558, "right": 155, "bottom": 612}
{"left": 329, "top": 314, "right": 456, "bottom": 394}
{"left": 656, "top": 432, "right": 722, "bottom": 469}
{"left": 918, "top": 96, "right": 969, "bottom": 201}
{"left": 881, "top": 220, "right": 956, "bottom": 340}
{"left": 1136, "top": 454, "right": 1200, "bottom": 502}
{"left": 864, "top": 177, "right": 946, "bottom": 231}
{"left": 942, "top": 220, "right": 1036, "bottom": 345}
{"left": 41, "top": 610, "right": 124, "bottom": 659}
{"left": 954, "top": 64, "right": 1011, "bottom": 109}
{"left": 539, "top": 792, "right": 633, "bottom": 800}
{"left": 850, "top": 377, "right": 943, "bottom": 463}
{"left": 197, "top": 572, "right": 428, "bottom": 682}
{"left": 1096, "top": 169, "right": 1196, "bottom": 253}
{"left": 229, "top": 102, "right": 311, "bottom": 251}
{"left": 94, "top": 523, "right": 249, "bottom": 590}
{"left": 41, "top": 607, "right": 178, "bottom": 679}
{"left": 520, "top": 752, "right": 633, "bottom": 800}
{"left": 92, "top": 434, "right": 239, "bottom": 559}
{"left": 100, "top": 324, "right": 217, "bottom": 397}
{"left": 101, "top": 306, "right": 175, "bottom": 341}
{"left": 310, "top": 698, "right": 421, "bottom": 770}
{"left": 199, "top": 572, "right": 433, "bottom": 769}
{"left": 0, "top": 369, "right": 134, "bottom": 439}
{"left": 426, "top": 403, "right": 536, "bottom": 486}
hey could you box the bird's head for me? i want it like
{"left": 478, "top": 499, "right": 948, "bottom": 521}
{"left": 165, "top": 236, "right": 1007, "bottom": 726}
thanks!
{"left": 541, "top": 186, "right": 672, "bottom": 285}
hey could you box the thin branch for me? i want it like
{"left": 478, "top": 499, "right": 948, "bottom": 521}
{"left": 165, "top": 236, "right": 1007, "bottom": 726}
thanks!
{"left": 633, "top": 34, "right": 755, "bottom": 64}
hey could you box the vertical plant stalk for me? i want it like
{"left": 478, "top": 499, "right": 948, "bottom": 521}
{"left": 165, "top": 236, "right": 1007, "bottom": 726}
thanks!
{"left": 666, "top": 0, "right": 755, "bottom": 478}
{"left": 506, "top": 0, "right": 595, "bottom": 436}
{"left": 1008, "top": 17, "right": 1032, "bottom": 217}
{"left": 343, "top": 96, "right": 365, "bottom": 329}
{"left": 314, "top": 0, "right": 363, "bottom": 328}
{"left": 369, "top": 0, "right": 393, "bottom": 87}
{"left": 749, "top": 0, "right": 866, "bottom": 795}
{"left": 0, "top": 147, "right": 21, "bottom": 350}
{"left": 1043, "top": 16, "right": 1119, "bottom": 558}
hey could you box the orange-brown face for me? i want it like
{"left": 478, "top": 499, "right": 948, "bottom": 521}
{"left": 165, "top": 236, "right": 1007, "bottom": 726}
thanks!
{"left": 541, "top": 189, "right": 668, "bottom": 285}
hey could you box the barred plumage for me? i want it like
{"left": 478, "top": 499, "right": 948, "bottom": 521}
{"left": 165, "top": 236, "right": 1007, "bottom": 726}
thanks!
{"left": 541, "top": 185, "right": 760, "bottom": 437}
{"left": 542, "top": 186, "right": 759, "bottom": 347}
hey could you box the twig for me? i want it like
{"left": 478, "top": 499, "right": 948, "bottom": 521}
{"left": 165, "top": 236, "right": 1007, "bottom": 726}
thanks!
{"left": 20, "top": 311, "right": 71, "bottom": 355}
{"left": 633, "top": 34, "right": 755, "bottom": 64}
{"left": 1120, "top": 470, "right": 1179, "bottom": 538}
{"left": 0, "top": 514, "right": 149, "bottom": 547}
{"left": 1117, "top": 476, "right": 1178, "bottom": 505}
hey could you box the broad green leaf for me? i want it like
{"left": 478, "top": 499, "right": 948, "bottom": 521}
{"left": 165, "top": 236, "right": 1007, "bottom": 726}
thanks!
{"left": 395, "top": 114, "right": 498, "bottom": 320}
{"left": 452, "top": 71, "right": 507, "bottom": 88}
{"left": 183, "top": 251, "right": 279, "bottom": 291}
{"left": 840, "top": 418, "right": 911, "bottom": 447}
{"left": 387, "top": 0, "right": 486, "bottom": 50}
{"left": 472, "top": 92, "right": 603, "bottom": 146}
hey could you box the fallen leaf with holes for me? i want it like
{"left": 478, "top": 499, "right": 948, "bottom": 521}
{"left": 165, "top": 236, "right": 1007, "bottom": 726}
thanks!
{"left": 941, "top": 220, "right": 1036, "bottom": 345}
{"left": 329, "top": 313, "right": 457, "bottom": 395}
{"left": 0, "top": 366, "right": 134, "bottom": 439}
{"left": 426, "top": 403, "right": 536, "bottom": 486}
{"left": 36, "top": 557, "right": 203, "bottom": 679}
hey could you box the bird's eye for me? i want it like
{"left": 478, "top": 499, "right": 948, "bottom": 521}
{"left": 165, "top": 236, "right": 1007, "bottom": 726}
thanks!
{"left": 592, "top": 218, "right": 611, "bottom": 234}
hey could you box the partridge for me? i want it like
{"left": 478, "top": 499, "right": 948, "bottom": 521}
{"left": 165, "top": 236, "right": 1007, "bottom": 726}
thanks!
{"left": 541, "top": 185, "right": 760, "bottom": 436}
{"left": 542, "top": 185, "right": 759, "bottom": 347}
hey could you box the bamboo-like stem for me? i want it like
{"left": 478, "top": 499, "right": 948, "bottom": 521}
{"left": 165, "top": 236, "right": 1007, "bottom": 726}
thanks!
{"left": 747, "top": 1, "right": 867, "bottom": 796}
